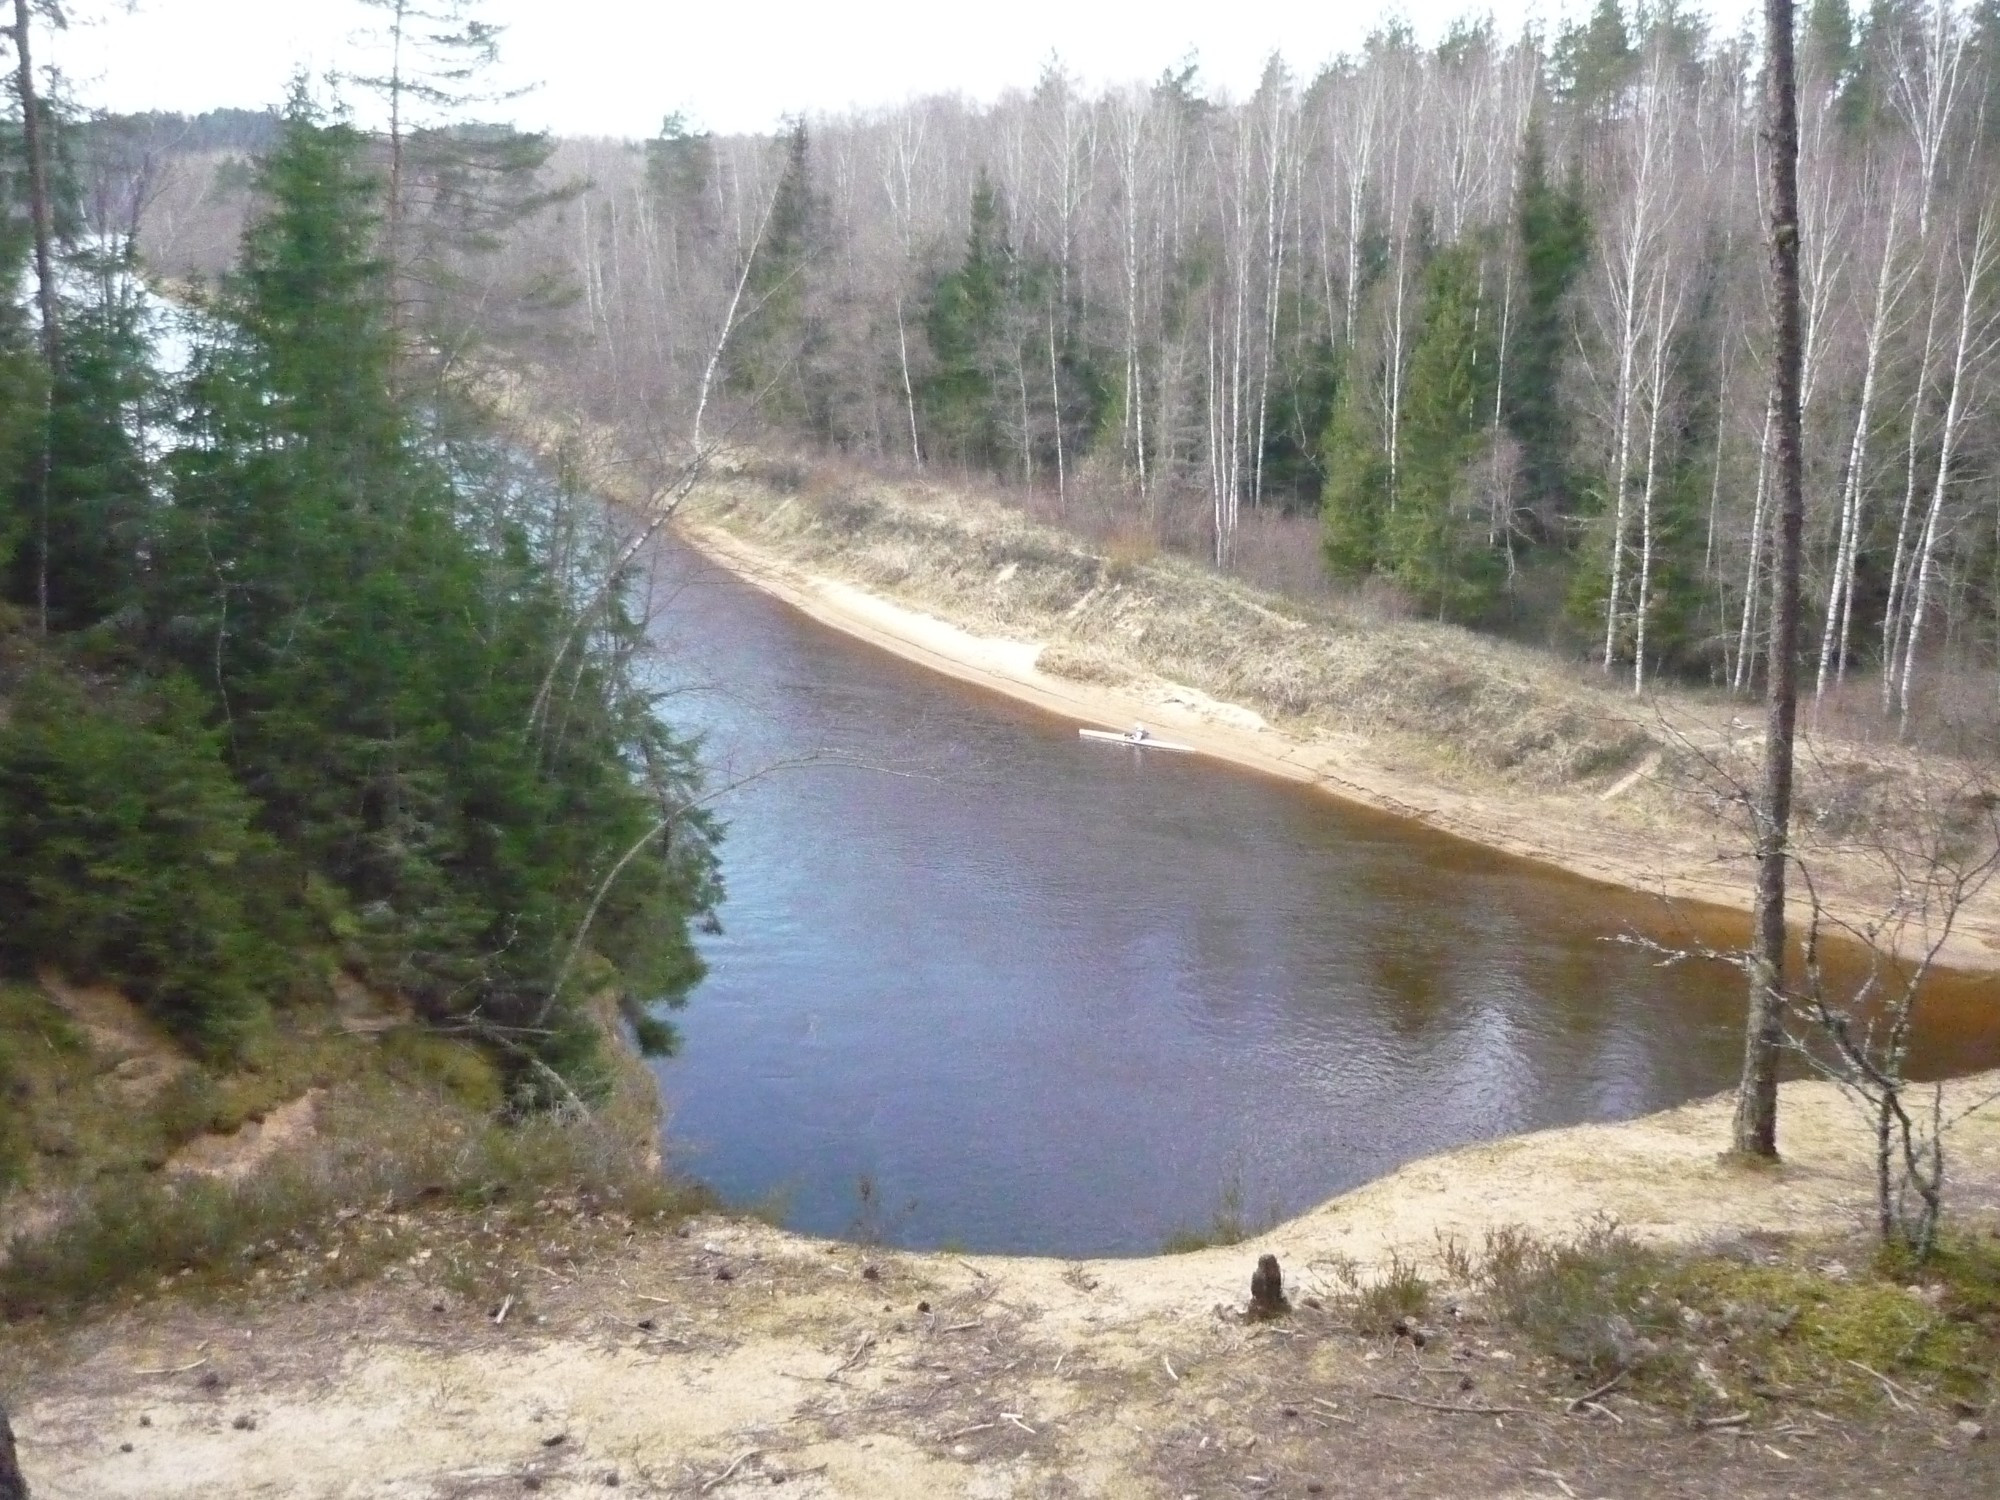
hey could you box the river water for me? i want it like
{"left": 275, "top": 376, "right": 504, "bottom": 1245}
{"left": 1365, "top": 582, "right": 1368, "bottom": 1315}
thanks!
{"left": 644, "top": 544, "right": 1999, "bottom": 1258}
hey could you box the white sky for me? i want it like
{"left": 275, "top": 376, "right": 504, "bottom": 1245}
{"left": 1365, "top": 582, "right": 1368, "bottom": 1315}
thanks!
{"left": 49, "top": 1, "right": 1760, "bottom": 139}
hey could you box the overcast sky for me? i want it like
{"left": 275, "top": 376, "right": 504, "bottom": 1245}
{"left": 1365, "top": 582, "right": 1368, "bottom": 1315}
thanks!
{"left": 49, "top": 1, "right": 1760, "bottom": 139}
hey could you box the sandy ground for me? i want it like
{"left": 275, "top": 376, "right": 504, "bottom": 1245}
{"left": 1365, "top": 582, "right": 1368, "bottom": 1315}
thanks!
{"left": 677, "top": 522, "right": 2000, "bottom": 975}
{"left": 11, "top": 1073, "right": 2000, "bottom": 1499}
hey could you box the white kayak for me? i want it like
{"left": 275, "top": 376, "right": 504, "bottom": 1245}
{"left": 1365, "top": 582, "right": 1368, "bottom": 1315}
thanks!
{"left": 1079, "top": 727, "right": 1197, "bottom": 752}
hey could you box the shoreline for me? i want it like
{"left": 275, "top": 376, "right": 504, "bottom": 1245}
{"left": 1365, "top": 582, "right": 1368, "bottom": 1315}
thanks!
{"left": 17, "top": 1069, "right": 2000, "bottom": 1498}
{"left": 676, "top": 517, "right": 2000, "bottom": 974}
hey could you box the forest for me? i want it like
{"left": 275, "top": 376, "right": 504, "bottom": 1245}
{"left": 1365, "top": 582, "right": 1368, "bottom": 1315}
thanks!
{"left": 0, "top": 11, "right": 720, "bottom": 1089}
{"left": 383, "top": 0, "right": 2000, "bottom": 732}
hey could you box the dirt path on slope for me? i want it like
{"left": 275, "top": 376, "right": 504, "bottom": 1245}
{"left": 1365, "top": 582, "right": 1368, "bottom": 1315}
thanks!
{"left": 677, "top": 522, "right": 2000, "bottom": 974}
{"left": 11, "top": 1073, "right": 2000, "bottom": 1499}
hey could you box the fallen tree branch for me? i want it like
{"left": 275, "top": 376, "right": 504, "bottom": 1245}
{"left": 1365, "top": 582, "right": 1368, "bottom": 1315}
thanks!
{"left": 1566, "top": 1371, "right": 1626, "bottom": 1412}
{"left": 131, "top": 1356, "right": 208, "bottom": 1377}
{"left": 1695, "top": 1411, "right": 1752, "bottom": 1430}
{"left": 698, "top": 1448, "right": 761, "bottom": 1493}
{"left": 1370, "top": 1391, "right": 1526, "bottom": 1416}
{"left": 1845, "top": 1359, "right": 1921, "bottom": 1411}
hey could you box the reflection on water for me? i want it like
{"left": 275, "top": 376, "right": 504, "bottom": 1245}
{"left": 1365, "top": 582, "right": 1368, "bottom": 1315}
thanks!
{"left": 644, "top": 545, "right": 2000, "bottom": 1258}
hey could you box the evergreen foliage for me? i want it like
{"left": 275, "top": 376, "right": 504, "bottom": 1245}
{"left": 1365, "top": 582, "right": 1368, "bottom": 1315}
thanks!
{"left": 1321, "top": 241, "right": 1502, "bottom": 621}
{"left": 1554, "top": 0, "right": 1639, "bottom": 111}
{"left": 1318, "top": 365, "right": 1390, "bottom": 579}
{"left": 0, "top": 672, "right": 294, "bottom": 1057}
{"left": 728, "top": 122, "right": 825, "bottom": 435}
{"left": 922, "top": 171, "right": 1016, "bottom": 469}
{"left": 0, "top": 88, "right": 720, "bottom": 1091}
{"left": 1508, "top": 127, "right": 1592, "bottom": 532}
{"left": 1384, "top": 242, "right": 1502, "bottom": 618}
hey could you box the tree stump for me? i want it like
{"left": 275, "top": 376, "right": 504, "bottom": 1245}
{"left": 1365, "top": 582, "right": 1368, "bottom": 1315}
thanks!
{"left": 1249, "top": 1253, "right": 1289, "bottom": 1320}
{"left": 0, "top": 1400, "right": 28, "bottom": 1500}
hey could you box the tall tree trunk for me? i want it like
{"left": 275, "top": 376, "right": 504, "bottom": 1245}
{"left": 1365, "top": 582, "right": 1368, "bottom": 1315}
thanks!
{"left": 1733, "top": 393, "right": 1778, "bottom": 693}
{"left": 385, "top": 0, "right": 407, "bottom": 381}
{"left": 1881, "top": 272, "right": 1945, "bottom": 712}
{"left": 1816, "top": 185, "right": 1903, "bottom": 700}
{"left": 12, "top": 0, "right": 58, "bottom": 638}
{"left": 1602, "top": 261, "right": 1641, "bottom": 674}
{"left": 1898, "top": 204, "right": 1995, "bottom": 732}
{"left": 11, "top": 0, "right": 56, "bottom": 367}
{"left": 1634, "top": 276, "right": 1677, "bottom": 695}
{"left": 1734, "top": 0, "right": 1807, "bottom": 1161}
{"left": 1046, "top": 294, "right": 1066, "bottom": 512}
{"left": 896, "top": 295, "right": 922, "bottom": 468}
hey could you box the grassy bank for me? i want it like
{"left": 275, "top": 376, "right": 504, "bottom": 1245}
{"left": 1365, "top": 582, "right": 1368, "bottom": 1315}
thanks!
{"left": 0, "top": 977, "right": 705, "bottom": 1323}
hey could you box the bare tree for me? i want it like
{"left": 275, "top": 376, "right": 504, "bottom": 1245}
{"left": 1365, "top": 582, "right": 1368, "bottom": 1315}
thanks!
{"left": 8, "top": 0, "right": 61, "bottom": 638}
{"left": 1789, "top": 765, "right": 2000, "bottom": 1256}
{"left": 1733, "top": 0, "right": 1808, "bottom": 1161}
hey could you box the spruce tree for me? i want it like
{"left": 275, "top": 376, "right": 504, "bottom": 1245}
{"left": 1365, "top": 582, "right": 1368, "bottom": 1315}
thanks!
{"left": 1508, "top": 125, "right": 1591, "bottom": 532}
{"left": 1318, "top": 364, "right": 1390, "bottom": 580}
{"left": 727, "top": 121, "right": 826, "bottom": 435}
{"left": 1383, "top": 242, "right": 1502, "bottom": 619}
{"left": 923, "top": 171, "right": 1015, "bottom": 468}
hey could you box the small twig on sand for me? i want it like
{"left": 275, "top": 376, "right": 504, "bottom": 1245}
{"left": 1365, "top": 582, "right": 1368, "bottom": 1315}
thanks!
{"left": 132, "top": 1356, "right": 209, "bottom": 1377}
{"left": 937, "top": 1320, "right": 983, "bottom": 1334}
{"left": 1566, "top": 1372, "right": 1626, "bottom": 1413}
{"left": 1001, "top": 1412, "right": 1037, "bottom": 1435}
{"left": 1370, "top": 1391, "right": 1526, "bottom": 1416}
{"left": 833, "top": 1334, "right": 876, "bottom": 1376}
{"left": 1162, "top": 1355, "right": 1179, "bottom": 1383}
{"left": 630, "top": 1292, "right": 675, "bottom": 1305}
{"left": 943, "top": 1422, "right": 994, "bottom": 1440}
{"left": 1528, "top": 1468, "right": 1577, "bottom": 1498}
{"left": 1695, "top": 1411, "right": 1752, "bottom": 1430}
{"left": 492, "top": 1295, "right": 513, "bottom": 1325}
{"left": 698, "top": 1448, "right": 761, "bottom": 1493}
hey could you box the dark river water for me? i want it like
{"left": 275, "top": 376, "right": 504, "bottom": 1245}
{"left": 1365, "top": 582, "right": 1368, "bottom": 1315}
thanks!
{"left": 643, "top": 544, "right": 2000, "bottom": 1258}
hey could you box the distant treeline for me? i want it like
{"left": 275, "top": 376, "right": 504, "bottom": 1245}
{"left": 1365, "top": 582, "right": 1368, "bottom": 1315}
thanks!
{"left": 512, "top": 0, "right": 2000, "bottom": 726}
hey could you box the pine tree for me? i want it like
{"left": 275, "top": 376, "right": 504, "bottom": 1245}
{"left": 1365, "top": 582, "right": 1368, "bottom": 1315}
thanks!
{"left": 1318, "top": 360, "right": 1390, "bottom": 579}
{"left": 1383, "top": 242, "right": 1503, "bottom": 619}
{"left": 1555, "top": 0, "right": 1639, "bottom": 113}
{"left": 923, "top": 171, "right": 1016, "bottom": 468}
{"left": 727, "top": 121, "right": 826, "bottom": 435}
{"left": 1508, "top": 125, "right": 1592, "bottom": 532}
{"left": 146, "top": 91, "right": 719, "bottom": 1086}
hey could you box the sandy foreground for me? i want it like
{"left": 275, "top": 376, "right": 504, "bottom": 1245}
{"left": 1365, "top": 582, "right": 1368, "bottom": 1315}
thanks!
{"left": 14, "top": 1074, "right": 2000, "bottom": 1499}
{"left": 677, "top": 523, "right": 2000, "bottom": 975}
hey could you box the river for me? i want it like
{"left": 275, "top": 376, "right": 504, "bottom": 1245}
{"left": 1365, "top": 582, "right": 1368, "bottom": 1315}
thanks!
{"left": 645, "top": 543, "right": 1999, "bottom": 1258}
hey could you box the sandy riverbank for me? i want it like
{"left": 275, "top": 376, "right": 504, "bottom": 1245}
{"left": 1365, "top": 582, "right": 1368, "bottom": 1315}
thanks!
{"left": 14, "top": 1071, "right": 2000, "bottom": 1499}
{"left": 676, "top": 516, "right": 2000, "bottom": 973}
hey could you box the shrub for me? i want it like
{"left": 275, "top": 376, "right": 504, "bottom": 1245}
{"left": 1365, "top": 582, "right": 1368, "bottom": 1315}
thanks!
{"left": 0, "top": 671, "right": 301, "bottom": 1057}
{"left": 1474, "top": 1220, "right": 2000, "bottom": 1410}
{"left": 0, "top": 1080, "right": 710, "bottom": 1319}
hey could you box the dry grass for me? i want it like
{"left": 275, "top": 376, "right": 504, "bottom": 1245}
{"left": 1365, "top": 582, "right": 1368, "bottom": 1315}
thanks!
{"left": 0, "top": 978, "right": 704, "bottom": 1322}
{"left": 1467, "top": 1217, "right": 2000, "bottom": 1415}
{"left": 0, "top": 1076, "right": 707, "bottom": 1320}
